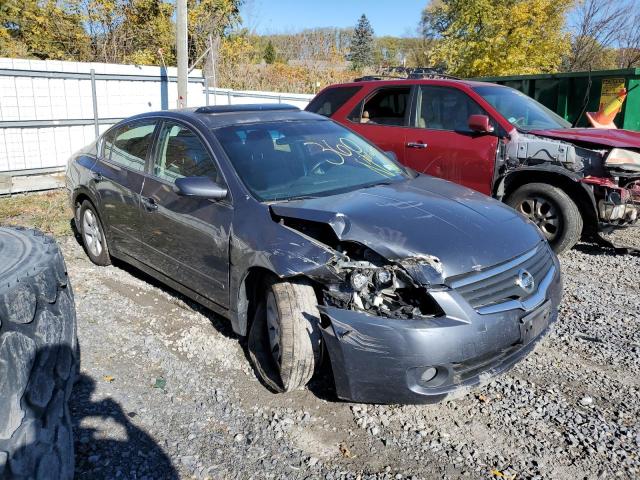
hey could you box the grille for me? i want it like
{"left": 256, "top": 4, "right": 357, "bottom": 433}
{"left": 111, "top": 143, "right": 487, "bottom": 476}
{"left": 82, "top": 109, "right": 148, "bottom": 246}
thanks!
{"left": 450, "top": 244, "right": 554, "bottom": 311}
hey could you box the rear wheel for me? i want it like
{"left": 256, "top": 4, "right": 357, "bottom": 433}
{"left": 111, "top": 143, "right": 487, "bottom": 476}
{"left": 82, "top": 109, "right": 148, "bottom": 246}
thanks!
{"left": 78, "top": 200, "right": 110, "bottom": 266}
{"left": 248, "top": 279, "right": 322, "bottom": 392}
{"left": 506, "top": 183, "right": 583, "bottom": 254}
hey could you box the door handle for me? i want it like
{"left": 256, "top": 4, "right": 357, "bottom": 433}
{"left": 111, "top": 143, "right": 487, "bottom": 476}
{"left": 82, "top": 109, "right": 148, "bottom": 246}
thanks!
{"left": 406, "top": 141, "right": 428, "bottom": 149}
{"left": 91, "top": 171, "right": 104, "bottom": 182}
{"left": 141, "top": 196, "right": 158, "bottom": 211}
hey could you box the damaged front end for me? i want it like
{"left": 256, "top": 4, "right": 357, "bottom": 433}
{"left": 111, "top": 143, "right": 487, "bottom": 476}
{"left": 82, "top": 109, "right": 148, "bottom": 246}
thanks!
{"left": 273, "top": 208, "right": 562, "bottom": 404}
{"left": 500, "top": 131, "right": 640, "bottom": 228}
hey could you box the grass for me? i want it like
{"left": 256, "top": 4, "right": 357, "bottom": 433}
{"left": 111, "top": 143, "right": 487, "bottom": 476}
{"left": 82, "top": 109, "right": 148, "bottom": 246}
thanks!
{"left": 0, "top": 189, "right": 72, "bottom": 238}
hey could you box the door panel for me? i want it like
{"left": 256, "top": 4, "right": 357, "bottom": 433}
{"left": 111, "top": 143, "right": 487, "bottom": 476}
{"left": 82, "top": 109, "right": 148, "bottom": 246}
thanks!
{"left": 347, "top": 86, "right": 411, "bottom": 163}
{"left": 140, "top": 121, "right": 232, "bottom": 308}
{"left": 92, "top": 120, "right": 156, "bottom": 257}
{"left": 404, "top": 86, "right": 499, "bottom": 195}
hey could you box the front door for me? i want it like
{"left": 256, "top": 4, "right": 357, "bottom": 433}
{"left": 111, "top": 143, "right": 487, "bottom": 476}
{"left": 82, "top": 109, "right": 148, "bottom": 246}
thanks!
{"left": 92, "top": 120, "right": 157, "bottom": 257}
{"left": 346, "top": 86, "right": 412, "bottom": 163}
{"left": 403, "top": 85, "right": 499, "bottom": 195}
{"left": 139, "top": 120, "right": 232, "bottom": 308}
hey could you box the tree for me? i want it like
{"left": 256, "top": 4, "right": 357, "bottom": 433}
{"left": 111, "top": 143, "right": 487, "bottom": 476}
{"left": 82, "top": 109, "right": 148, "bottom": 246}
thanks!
{"left": 264, "top": 40, "right": 276, "bottom": 63}
{"left": 349, "top": 14, "right": 374, "bottom": 70}
{"left": 1, "top": 0, "right": 91, "bottom": 61}
{"left": 420, "top": 0, "right": 573, "bottom": 77}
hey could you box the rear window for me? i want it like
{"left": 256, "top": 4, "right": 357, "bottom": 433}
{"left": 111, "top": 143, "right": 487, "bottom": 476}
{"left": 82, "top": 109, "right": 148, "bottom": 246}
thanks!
{"left": 305, "top": 86, "right": 361, "bottom": 117}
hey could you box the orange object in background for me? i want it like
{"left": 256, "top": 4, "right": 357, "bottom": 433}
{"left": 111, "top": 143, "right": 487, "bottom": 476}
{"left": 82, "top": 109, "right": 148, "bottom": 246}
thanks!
{"left": 586, "top": 88, "right": 627, "bottom": 129}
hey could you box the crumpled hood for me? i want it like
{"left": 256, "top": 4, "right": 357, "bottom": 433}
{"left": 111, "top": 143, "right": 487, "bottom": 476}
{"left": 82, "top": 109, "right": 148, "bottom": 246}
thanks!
{"left": 270, "top": 175, "right": 543, "bottom": 279}
{"left": 529, "top": 128, "right": 640, "bottom": 149}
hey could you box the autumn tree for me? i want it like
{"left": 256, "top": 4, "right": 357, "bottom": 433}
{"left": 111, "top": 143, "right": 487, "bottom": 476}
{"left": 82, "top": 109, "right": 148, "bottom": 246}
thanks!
{"left": 1, "top": 0, "right": 91, "bottom": 60}
{"left": 349, "top": 14, "right": 374, "bottom": 70}
{"left": 421, "top": 0, "right": 573, "bottom": 77}
{"left": 74, "top": 0, "right": 176, "bottom": 65}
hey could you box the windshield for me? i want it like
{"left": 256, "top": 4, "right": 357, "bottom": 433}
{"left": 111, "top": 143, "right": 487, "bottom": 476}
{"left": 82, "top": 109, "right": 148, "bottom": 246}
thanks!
{"left": 214, "top": 120, "right": 409, "bottom": 202}
{"left": 472, "top": 86, "right": 571, "bottom": 131}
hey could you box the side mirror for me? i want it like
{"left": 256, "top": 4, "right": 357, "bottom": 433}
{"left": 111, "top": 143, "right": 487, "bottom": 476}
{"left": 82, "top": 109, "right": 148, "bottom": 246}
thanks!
{"left": 174, "top": 176, "right": 228, "bottom": 200}
{"left": 468, "top": 114, "right": 495, "bottom": 134}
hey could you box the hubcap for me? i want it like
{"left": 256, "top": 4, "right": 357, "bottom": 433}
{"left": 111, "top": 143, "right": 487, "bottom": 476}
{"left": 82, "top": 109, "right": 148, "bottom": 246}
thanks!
{"left": 517, "top": 196, "right": 561, "bottom": 241}
{"left": 265, "top": 292, "right": 282, "bottom": 366}
{"left": 82, "top": 209, "right": 103, "bottom": 258}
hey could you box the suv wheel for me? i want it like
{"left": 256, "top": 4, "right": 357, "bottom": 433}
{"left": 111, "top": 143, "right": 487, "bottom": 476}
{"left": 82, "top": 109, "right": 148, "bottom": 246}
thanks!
{"left": 248, "top": 279, "right": 322, "bottom": 392}
{"left": 506, "top": 183, "right": 583, "bottom": 254}
{"left": 78, "top": 200, "right": 111, "bottom": 266}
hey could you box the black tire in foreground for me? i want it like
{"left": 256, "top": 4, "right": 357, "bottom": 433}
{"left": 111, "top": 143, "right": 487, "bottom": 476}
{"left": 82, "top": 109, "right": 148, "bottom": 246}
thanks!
{"left": 506, "top": 182, "right": 583, "bottom": 255}
{"left": 0, "top": 227, "right": 77, "bottom": 480}
{"left": 248, "top": 279, "right": 322, "bottom": 393}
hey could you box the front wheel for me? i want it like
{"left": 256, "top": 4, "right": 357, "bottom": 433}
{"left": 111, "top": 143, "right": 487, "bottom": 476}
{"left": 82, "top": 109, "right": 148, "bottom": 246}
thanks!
{"left": 506, "top": 183, "right": 583, "bottom": 254}
{"left": 248, "top": 279, "right": 322, "bottom": 392}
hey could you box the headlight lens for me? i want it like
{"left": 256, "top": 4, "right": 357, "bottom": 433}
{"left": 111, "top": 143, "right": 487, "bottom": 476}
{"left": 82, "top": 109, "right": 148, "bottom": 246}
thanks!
{"left": 374, "top": 268, "right": 393, "bottom": 287}
{"left": 605, "top": 148, "right": 640, "bottom": 172}
{"left": 349, "top": 271, "right": 370, "bottom": 291}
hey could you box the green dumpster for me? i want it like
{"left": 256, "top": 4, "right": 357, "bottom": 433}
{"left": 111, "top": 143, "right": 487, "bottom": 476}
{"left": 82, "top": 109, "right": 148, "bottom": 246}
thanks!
{"left": 477, "top": 68, "right": 640, "bottom": 131}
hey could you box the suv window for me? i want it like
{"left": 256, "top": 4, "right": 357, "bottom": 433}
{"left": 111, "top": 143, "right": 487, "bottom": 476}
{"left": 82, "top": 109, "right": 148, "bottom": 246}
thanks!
{"left": 349, "top": 87, "right": 410, "bottom": 126}
{"left": 305, "top": 86, "right": 362, "bottom": 117}
{"left": 104, "top": 121, "right": 156, "bottom": 171}
{"left": 153, "top": 122, "right": 219, "bottom": 183}
{"left": 414, "top": 86, "right": 486, "bottom": 131}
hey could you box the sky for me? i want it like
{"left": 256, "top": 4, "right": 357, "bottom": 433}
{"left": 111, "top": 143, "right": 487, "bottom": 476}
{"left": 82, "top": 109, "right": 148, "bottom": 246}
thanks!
{"left": 240, "top": 0, "right": 427, "bottom": 37}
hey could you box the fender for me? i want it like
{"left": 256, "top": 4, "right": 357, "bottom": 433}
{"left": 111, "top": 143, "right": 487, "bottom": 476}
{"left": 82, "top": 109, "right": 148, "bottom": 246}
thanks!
{"left": 494, "top": 165, "right": 598, "bottom": 218}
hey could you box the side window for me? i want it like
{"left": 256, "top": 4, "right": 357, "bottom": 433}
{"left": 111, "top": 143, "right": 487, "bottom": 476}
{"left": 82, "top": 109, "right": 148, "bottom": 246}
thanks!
{"left": 305, "top": 86, "right": 362, "bottom": 117}
{"left": 349, "top": 87, "right": 411, "bottom": 126}
{"left": 105, "top": 121, "right": 156, "bottom": 171}
{"left": 153, "top": 122, "right": 219, "bottom": 183}
{"left": 415, "top": 86, "right": 487, "bottom": 132}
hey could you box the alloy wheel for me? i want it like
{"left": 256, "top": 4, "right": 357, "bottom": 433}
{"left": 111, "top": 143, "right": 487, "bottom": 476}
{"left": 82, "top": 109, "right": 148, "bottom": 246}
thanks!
{"left": 516, "top": 196, "right": 561, "bottom": 241}
{"left": 82, "top": 209, "right": 103, "bottom": 258}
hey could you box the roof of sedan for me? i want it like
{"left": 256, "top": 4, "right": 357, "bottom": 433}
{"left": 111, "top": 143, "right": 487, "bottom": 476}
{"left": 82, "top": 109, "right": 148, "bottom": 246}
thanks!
{"left": 139, "top": 104, "right": 326, "bottom": 128}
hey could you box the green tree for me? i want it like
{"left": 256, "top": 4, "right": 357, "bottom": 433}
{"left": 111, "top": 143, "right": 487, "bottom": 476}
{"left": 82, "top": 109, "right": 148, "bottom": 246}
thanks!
{"left": 263, "top": 39, "right": 276, "bottom": 63}
{"left": 349, "top": 14, "right": 374, "bottom": 70}
{"left": 421, "top": 0, "right": 573, "bottom": 77}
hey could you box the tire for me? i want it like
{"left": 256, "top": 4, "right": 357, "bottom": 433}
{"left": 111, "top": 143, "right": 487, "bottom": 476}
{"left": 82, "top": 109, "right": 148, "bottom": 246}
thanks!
{"left": 77, "top": 200, "right": 110, "bottom": 266}
{"left": 248, "top": 278, "right": 322, "bottom": 393}
{"left": 0, "top": 227, "right": 77, "bottom": 480}
{"left": 506, "top": 183, "right": 583, "bottom": 255}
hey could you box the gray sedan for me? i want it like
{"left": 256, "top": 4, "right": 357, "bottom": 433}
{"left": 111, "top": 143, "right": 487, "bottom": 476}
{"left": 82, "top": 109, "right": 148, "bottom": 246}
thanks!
{"left": 65, "top": 104, "right": 562, "bottom": 403}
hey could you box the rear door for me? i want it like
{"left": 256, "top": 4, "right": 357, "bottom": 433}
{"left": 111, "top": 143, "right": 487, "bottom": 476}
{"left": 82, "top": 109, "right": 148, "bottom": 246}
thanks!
{"left": 403, "top": 85, "right": 499, "bottom": 195}
{"left": 345, "top": 86, "right": 412, "bottom": 162}
{"left": 92, "top": 119, "right": 158, "bottom": 257}
{"left": 139, "top": 120, "right": 232, "bottom": 308}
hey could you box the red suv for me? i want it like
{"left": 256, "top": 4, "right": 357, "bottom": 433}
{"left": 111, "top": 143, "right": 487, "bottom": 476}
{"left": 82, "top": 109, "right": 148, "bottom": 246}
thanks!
{"left": 306, "top": 78, "right": 640, "bottom": 253}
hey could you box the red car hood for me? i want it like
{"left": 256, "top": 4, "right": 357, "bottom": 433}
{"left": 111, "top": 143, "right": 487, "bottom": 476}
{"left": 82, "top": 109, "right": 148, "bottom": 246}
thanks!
{"left": 529, "top": 128, "right": 640, "bottom": 148}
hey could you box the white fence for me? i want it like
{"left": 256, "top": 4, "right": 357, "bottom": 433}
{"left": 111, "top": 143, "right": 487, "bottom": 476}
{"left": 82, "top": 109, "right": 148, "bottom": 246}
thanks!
{"left": 0, "top": 58, "right": 313, "bottom": 174}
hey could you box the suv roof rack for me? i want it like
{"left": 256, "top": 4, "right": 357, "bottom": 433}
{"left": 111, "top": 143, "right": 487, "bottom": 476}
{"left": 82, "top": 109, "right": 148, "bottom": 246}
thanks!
{"left": 194, "top": 104, "right": 299, "bottom": 114}
{"left": 354, "top": 75, "right": 405, "bottom": 82}
{"left": 354, "top": 67, "right": 461, "bottom": 82}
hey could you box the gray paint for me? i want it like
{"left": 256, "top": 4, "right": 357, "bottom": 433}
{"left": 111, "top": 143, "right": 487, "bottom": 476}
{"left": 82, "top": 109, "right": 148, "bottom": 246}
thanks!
{"left": 66, "top": 105, "right": 563, "bottom": 404}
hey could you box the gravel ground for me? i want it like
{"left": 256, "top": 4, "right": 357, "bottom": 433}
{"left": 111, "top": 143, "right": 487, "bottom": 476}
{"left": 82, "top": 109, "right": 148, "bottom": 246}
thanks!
{"left": 64, "top": 230, "right": 640, "bottom": 480}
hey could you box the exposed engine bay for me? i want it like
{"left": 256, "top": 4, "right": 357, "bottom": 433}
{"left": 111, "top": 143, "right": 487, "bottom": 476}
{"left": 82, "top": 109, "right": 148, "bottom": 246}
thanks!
{"left": 500, "top": 131, "right": 640, "bottom": 226}
{"left": 275, "top": 215, "right": 446, "bottom": 320}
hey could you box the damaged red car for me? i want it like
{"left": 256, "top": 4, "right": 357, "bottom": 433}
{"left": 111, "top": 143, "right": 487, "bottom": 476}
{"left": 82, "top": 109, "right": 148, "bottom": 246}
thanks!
{"left": 307, "top": 79, "right": 640, "bottom": 253}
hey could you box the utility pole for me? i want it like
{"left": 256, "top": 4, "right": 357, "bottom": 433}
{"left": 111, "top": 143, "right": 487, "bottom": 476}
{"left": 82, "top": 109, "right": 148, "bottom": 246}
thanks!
{"left": 176, "top": 0, "right": 188, "bottom": 108}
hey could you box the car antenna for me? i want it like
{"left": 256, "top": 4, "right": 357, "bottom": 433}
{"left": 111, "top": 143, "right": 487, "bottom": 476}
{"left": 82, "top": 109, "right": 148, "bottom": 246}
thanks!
{"left": 572, "top": 67, "right": 592, "bottom": 128}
